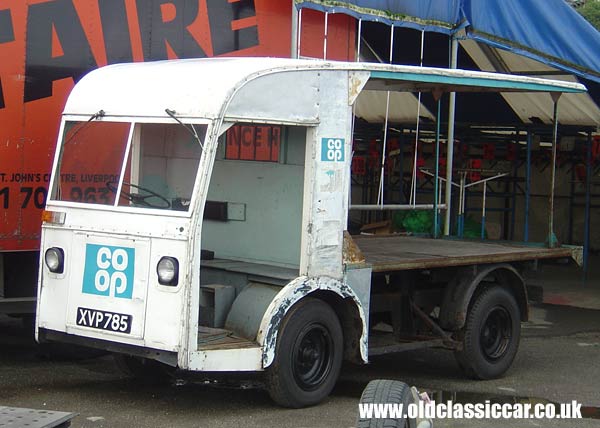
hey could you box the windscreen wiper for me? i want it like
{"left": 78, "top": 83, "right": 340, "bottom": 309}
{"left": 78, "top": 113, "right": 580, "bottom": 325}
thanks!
{"left": 64, "top": 109, "right": 105, "bottom": 145}
{"left": 165, "top": 108, "right": 204, "bottom": 150}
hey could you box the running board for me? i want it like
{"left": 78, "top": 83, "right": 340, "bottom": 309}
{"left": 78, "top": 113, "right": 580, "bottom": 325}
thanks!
{"left": 191, "top": 326, "right": 262, "bottom": 372}
{"left": 369, "top": 339, "right": 446, "bottom": 356}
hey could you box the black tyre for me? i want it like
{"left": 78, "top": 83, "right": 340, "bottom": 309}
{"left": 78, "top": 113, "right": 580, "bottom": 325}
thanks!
{"left": 356, "top": 380, "right": 414, "bottom": 428}
{"left": 265, "top": 298, "right": 343, "bottom": 408}
{"left": 454, "top": 285, "right": 521, "bottom": 379}
{"left": 114, "top": 354, "right": 174, "bottom": 385}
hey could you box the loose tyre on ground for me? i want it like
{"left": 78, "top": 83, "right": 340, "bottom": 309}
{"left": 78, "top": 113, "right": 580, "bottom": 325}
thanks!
{"left": 265, "top": 298, "right": 343, "bottom": 408}
{"left": 454, "top": 285, "right": 521, "bottom": 379}
{"left": 356, "top": 379, "right": 415, "bottom": 428}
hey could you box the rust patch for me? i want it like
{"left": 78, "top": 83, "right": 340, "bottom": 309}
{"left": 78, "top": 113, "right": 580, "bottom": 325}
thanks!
{"left": 343, "top": 231, "right": 365, "bottom": 264}
{"left": 349, "top": 75, "right": 363, "bottom": 104}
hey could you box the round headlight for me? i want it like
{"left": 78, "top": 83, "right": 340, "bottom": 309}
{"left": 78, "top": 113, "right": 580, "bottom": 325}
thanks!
{"left": 45, "top": 247, "right": 64, "bottom": 273}
{"left": 157, "top": 257, "right": 178, "bottom": 286}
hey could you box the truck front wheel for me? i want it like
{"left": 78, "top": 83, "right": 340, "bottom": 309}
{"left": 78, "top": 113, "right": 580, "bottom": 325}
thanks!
{"left": 454, "top": 285, "right": 521, "bottom": 379}
{"left": 265, "top": 298, "right": 343, "bottom": 408}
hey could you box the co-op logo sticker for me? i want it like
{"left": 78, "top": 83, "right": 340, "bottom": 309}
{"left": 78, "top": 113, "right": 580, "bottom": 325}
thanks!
{"left": 321, "top": 138, "right": 345, "bottom": 162}
{"left": 82, "top": 244, "right": 135, "bottom": 299}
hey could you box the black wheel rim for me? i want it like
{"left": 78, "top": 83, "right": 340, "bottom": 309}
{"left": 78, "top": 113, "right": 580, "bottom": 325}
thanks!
{"left": 291, "top": 323, "right": 334, "bottom": 391}
{"left": 480, "top": 306, "right": 512, "bottom": 361}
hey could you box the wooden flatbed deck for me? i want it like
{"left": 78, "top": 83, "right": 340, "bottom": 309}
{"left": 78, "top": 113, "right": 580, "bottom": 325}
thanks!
{"left": 353, "top": 235, "right": 577, "bottom": 273}
{"left": 197, "top": 326, "right": 259, "bottom": 351}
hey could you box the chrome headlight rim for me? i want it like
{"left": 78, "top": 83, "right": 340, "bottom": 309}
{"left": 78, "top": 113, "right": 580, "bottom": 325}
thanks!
{"left": 157, "top": 256, "right": 179, "bottom": 286}
{"left": 45, "top": 247, "right": 65, "bottom": 274}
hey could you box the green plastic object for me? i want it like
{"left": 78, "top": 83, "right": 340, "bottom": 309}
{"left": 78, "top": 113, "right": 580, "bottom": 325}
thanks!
{"left": 393, "top": 211, "right": 486, "bottom": 239}
{"left": 462, "top": 216, "right": 486, "bottom": 239}
{"left": 393, "top": 210, "right": 434, "bottom": 234}
{"left": 392, "top": 211, "right": 407, "bottom": 230}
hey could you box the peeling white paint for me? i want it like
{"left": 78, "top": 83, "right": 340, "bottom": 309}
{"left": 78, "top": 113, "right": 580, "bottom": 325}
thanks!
{"left": 257, "top": 276, "right": 368, "bottom": 368}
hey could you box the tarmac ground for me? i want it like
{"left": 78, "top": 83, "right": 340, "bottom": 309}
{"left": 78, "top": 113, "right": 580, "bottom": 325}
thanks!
{"left": 1, "top": 259, "right": 600, "bottom": 427}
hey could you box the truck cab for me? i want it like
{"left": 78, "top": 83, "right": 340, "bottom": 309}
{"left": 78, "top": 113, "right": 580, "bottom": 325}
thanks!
{"left": 37, "top": 57, "right": 585, "bottom": 407}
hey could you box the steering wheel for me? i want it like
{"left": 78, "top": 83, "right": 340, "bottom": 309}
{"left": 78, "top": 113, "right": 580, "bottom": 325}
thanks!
{"left": 106, "top": 181, "right": 171, "bottom": 209}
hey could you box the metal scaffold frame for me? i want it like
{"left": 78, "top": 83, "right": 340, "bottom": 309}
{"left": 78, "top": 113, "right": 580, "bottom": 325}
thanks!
{"left": 291, "top": 3, "right": 594, "bottom": 278}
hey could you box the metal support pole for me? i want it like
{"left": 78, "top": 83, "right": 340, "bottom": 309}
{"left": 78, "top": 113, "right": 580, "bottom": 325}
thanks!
{"left": 356, "top": 19, "right": 362, "bottom": 61}
{"left": 584, "top": 131, "right": 592, "bottom": 280}
{"left": 481, "top": 183, "right": 487, "bottom": 239}
{"left": 434, "top": 96, "right": 442, "bottom": 238}
{"left": 439, "top": 175, "right": 444, "bottom": 212}
{"left": 458, "top": 173, "right": 465, "bottom": 237}
{"left": 444, "top": 36, "right": 459, "bottom": 236}
{"left": 399, "top": 130, "right": 405, "bottom": 203}
{"left": 296, "top": 8, "right": 303, "bottom": 58}
{"left": 377, "top": 25, "right": 395, "bottom": 207}
{"left": 410, "top": 30, "right": 425, "bottom": 207}
{"left": 510, "top": 136, "right": 518, "bottom": 240}
{"left": 351, "top": 204, "right": 447, "bottom": 211}
{"left": 291, "top": 2, "right": 299, "bottom": 59}
{"left": 524, "top": 131, "right": 532, "bottom": 242}
{"left": 452, "top": 172, "right": 508, "bottom": 238}
{"left": 323, "top": 12, "right": 329, "bottom": 60}
{"left": 569, "top": 150, "right": 575, "bottom": 244}
{"left": 548, "top": 96, "right": 560, "bottom": 248}
{"left": 378, "top": 96, "right": 390, "bottom": 206}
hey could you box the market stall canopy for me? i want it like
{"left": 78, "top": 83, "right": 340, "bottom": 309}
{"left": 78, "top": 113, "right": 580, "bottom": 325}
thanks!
{"left": 460, "top": 39, "right": 600, "bottom": 127}
{"left": 296, "top": 0, "right": 600, "bottom": 127}
{"left": 295, "top": 0, "right": 600, "bottom": 84}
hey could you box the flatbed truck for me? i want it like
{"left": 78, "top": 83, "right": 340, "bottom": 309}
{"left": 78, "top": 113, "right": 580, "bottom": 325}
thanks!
{"left": 36, "top": 57, "right": 585, "bottom": 407}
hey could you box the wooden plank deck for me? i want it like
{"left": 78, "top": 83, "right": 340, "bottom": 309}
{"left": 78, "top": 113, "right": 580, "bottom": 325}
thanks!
{"left": 197, "top": 326, "right": 260, "bottom": 351}
{"left": 353, "top": 235, "right": 575, "bottom": 273}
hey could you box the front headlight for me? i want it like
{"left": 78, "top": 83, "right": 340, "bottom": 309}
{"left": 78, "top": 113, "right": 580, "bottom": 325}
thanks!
{"left": 45, "top": 247, "right": 64, "bottom": 273}
{"left": 157, "top": 257, "right": 179, "bottom": 286}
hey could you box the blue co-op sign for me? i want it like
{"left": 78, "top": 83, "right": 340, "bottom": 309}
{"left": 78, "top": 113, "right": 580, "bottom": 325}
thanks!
{"left": 321, "top": 138, "right": 345, "bottom": 162}
{"left": 82, "top": 244, "right": 135, "bottom": 299}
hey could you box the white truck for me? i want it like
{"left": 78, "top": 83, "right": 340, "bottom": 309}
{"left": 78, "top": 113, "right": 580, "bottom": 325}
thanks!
{"left": 36, "top": 58, "right": 584, "bottom": 407}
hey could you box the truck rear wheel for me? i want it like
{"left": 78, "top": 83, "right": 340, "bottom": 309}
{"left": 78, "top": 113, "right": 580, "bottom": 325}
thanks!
{"left": 454, "top": 285, "right": 521, "bottom": 379}
{"left": 265, "top": 298, "right": 343, "bottom": 408}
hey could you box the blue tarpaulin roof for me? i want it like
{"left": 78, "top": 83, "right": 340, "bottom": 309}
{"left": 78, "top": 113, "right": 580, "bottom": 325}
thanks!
{"left": 295, "top": 0, "right": 464, "bottom": 34}
{"left": 295, "top": 0, "right": 600, "bottom": 83}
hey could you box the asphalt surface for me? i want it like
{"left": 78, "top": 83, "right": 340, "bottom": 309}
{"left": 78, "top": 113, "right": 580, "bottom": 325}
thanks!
{"left": 1, "top": 303, "right": 600, "bottom": 428}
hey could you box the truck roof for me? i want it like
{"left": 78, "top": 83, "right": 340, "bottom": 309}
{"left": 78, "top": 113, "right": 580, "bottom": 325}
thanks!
{"left": 64, "top": 57, "right": 586, "bottom": 120}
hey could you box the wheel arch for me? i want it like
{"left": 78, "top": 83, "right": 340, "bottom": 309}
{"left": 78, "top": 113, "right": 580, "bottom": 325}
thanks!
{"left": 257, "top": 276, "right": 368, "bottom": 368}
{"left": 439, "top": 263, "right": 528, "bottom": 331}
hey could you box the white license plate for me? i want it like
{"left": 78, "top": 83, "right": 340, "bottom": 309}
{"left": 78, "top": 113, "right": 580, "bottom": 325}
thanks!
{"left": 76, "top": 307, "right": 132, "bottom": 334}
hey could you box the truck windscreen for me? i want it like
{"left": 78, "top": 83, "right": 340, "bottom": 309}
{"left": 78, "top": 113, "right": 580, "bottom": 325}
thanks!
{"left": 51, "top": 121, "right": 206, "bottom": 211}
